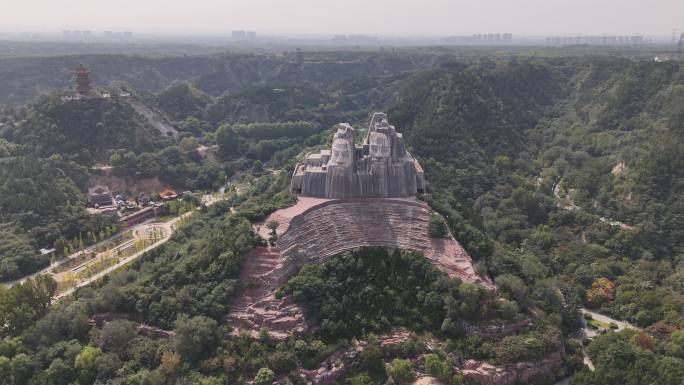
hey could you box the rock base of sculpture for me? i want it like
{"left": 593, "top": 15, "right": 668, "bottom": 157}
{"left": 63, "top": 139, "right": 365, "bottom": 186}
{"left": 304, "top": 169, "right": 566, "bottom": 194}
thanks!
{"left": 227, "top": 196, "right": 492, "bottom": 338}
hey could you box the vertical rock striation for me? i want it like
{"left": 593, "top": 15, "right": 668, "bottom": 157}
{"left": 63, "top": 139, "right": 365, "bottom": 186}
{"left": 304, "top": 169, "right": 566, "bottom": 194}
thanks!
{"left": 291, "top": 113, "right": 425, "bottom": 198}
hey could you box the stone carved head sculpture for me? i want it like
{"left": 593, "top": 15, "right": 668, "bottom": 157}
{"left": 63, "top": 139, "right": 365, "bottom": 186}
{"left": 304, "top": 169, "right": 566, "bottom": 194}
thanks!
{"left": 330, "top": 138, "right": 353, "bottom": 166}
{"left": 368, "top": 131, "right": 391, "bottom": 158}
{"left": 329, "top": 123, "right": 355, "bottom": 166}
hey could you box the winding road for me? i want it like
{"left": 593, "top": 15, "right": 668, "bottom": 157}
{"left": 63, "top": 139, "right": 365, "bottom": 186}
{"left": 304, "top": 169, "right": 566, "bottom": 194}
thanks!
{"left": 53, "top": 194, "right": 230, "bottom": 300}
{"left": 5, "top": 193, "right": 227, "bottom": 301}
{"left": 3, "top": 219, "right": 163, "bottom": 289}
{"left": 54, "top": 215, "right": 185, "bottom": 300}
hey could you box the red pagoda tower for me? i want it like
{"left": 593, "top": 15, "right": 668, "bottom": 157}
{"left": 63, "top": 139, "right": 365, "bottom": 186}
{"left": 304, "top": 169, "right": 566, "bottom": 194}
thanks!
{"left": 74, "top": 64, "right": 91, "bottom": 97}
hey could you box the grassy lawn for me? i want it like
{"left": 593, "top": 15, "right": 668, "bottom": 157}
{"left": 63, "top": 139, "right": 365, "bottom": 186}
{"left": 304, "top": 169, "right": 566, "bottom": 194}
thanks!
{"left": 587, "top": 318, "right": 611, "bottom": 330}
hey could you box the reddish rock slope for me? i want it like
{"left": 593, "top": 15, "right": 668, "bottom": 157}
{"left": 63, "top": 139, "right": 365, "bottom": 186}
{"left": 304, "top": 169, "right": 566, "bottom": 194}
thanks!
{"left": 227, "top": 196, "right": 492, "bottom": 338}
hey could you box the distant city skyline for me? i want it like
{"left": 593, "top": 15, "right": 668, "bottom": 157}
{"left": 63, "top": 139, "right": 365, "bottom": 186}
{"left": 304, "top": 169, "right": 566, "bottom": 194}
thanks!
{"left": 1, "top": 0, "right": 683, "bottom": 37}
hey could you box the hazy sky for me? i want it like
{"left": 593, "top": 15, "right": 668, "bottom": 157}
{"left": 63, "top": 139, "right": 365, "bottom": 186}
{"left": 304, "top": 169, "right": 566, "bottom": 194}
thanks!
{"left": 1, "top": 0, "right": 683, "bottom": 36}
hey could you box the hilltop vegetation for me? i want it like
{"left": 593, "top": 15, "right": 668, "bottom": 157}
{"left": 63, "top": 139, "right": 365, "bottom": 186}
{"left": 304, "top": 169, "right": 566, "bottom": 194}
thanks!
{"left": 1, "top": 94, "right": 167, "bottom": 164}
{"left": 0, "top": 52, "right": 433, "bottom": 106}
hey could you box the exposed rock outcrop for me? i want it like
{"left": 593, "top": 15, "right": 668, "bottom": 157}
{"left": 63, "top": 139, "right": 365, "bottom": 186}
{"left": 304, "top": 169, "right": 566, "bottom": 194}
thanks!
{"left": 463, "top": 350, "right": 564, "bottom": 385}
{"left": 291, "top": 331, "right": 565, "bottom": 385}
{"left": 227, "top": 246, "right": 307, "bottom": 339}
{"left": 277, "top": 198, "right": 490, "bottom": 287}
{"left": 297, "top": 331, "right": 412, "bottom": 385}
{"left": 227, "top": 196, "right": 493, "bottom": 339}
{"left": 456, "top": 318, "right": 533, "bottom": 340}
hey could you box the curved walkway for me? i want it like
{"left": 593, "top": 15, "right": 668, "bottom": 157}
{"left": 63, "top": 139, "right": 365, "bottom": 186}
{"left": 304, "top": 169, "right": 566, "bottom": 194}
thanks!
{"left": 3, "top": 219, "right": 161, "bottom": 289}
{"left": 54, "top": 217, "right": 183, "bottom": 300}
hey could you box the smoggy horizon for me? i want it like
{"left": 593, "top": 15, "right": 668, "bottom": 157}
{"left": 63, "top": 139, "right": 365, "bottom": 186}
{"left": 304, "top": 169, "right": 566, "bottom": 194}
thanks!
{"left": 1, "top": 0, "right": 682, "bottom": 37}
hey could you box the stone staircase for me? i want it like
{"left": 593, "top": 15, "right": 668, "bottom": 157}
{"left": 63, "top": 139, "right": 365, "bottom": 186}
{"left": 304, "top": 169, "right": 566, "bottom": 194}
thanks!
{"left": 277, "top": 199, "right": 489, "bottom": 286}
{"left": 226, "top": 246, "right": 306, "bottom": 339}
{"left": 278, "top": 199, "right": 431, "bottom": 263}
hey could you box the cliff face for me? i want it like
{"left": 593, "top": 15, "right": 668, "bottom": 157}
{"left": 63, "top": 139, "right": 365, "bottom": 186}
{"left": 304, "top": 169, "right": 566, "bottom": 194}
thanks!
{"left": 277, "top": 198, "right": 489, "bottom": 286}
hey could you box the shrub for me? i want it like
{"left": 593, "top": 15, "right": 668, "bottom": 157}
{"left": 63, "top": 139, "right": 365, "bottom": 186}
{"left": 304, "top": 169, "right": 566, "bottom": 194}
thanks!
{"left": 254, "top": 367, "right": 275, "bottom": 385}
{"left": 349, "top": 373, "right": 374, "bottom": 385}
{"left": 585, "top": 277, "right": 615, "bottom": 307}
{"left": 428, "top": 214, "right": 449, "bottom": 238}
{"left": 424, "top": 353, "right": 451, "bottom": 383}
{"left": 386, "top": 358, "right": 414, "bottom": 384}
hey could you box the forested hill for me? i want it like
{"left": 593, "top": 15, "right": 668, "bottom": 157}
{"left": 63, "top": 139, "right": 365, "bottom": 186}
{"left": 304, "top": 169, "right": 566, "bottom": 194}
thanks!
{"left": 1, "top": 94, "right": 169, "bottom": 164}
{"left": 0, "top": 52, "right": 435, "bottom": 105}
{"left": 391, "top": 59, "right": 684, "bottom": 384}
{"left": 391, "top": 60, "right": 564, "bottom": 161}
{"left": 391, "top": 59, "right": 684, "bottom": 259}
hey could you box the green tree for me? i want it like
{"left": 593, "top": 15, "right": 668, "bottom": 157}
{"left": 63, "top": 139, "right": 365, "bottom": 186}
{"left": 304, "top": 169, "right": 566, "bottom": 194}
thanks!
{"left": 179, "top": 137, "right": 199, "bottom": 152}
{"left": 386, "top": 359, "right": 413, "bottom": 384}
{"left": 254, "top": 367, "right": 275, "bottom": 385}
{"left": 266, "top": 220, "right": 279, "bottom": 234}
{"left": 160, "top": 351, "right": 181, "bottom": 376}
{"left": 359, "top": 341, "right": 384, "bottom": 374}
{"left": 53, "top": 238, "right": 67, "bottom": 258}
{"left": 172, "top": 315, "right": 218, "bottom": 362}
{"left": 424, "top": 354, "right": 451, "bottom": 383}
{"left": 252, "top": 160, "right": 264, "bottom": 173}
{"left": 428, "top": 214, "right": 448, "bottom": 238}
{"left": 127, "top": 369, "right": 165, "bottom": 385}
{"left": 10, "top": 353, "right": 34, "bottom": 385}
{"left": 0, "top": 356, "right": 11, "bottom": 385}
{"left": 665, "top": 330, "right": 684, "bottom": 359}
{"left": 46, "top": 358, "right": 75, "bottom": 385}
{"left": 216, "top": 124, "right": 239, "bottom": 157}
{"left": 453, "top": 371, "right": 464, "bottom": 385}
{"left": 91, "top": 319, "right": 137, "bottom": 356}
{"left": 0, "top": 275, "right": 57, "bottom": 336}
{"left": 74, "top": 345, "right": 103, "bottom": 373}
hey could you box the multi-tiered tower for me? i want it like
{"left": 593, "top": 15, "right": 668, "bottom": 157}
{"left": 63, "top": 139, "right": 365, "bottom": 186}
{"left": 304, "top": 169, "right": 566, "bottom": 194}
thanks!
{"left": 291, "top": 112, "right": 425, "bottom": 198}
{"left": 74, "top": 64, "right": 91, "bottom": 97}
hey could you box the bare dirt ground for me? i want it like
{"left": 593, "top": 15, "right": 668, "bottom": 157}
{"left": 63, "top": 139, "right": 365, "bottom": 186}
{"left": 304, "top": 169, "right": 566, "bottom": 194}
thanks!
{"left": 88, "top": 170, "right": 167, "bottom": 195}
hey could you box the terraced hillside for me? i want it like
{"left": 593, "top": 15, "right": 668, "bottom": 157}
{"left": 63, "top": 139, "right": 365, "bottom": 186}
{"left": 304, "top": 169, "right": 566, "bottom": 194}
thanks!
{"left": 228, "top": 196, "right": 491, "bottom": 338}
